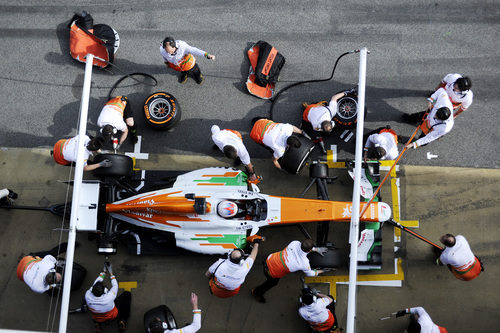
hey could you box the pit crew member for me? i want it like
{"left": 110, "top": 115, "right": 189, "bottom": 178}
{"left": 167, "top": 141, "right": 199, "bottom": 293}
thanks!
{"left": 251, "top": 239, "right": 325, "bottom": 303}
{"left": 98, "top": 95, "right": 138, "bottom": 147}
{"left": 434, "top": 73, "right": 473, "bottom": 118}
{"left": 52, "top": 134, "right": 111, "bottom": 171}
{"left": 205, "top": 237, "right": 262, "bottom": 298}
{"left": 147, "top": 293, "right": 201, "bottom": 333}
{"left": 211, "top": 125, "right": 257, "bottom": 181}
{"left": 395, "top": 306, "right": 448, "bottom": 332}
{"left": 250, "top": 118, "right": 305, "bottom": 169}
{"left": 160, "top": 36, "right": 215, "bottom": 84}
{"left": 437, "top": 234, "right": 483, "bottom": 281}
{"left": 363, "top": 126, "right": 399, "bottom": 162}
{"left": 299, "top": 289, "right": 339, "bottom": 332}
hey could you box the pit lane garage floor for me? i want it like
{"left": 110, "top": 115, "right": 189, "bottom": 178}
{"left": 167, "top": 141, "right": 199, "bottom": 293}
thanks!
{"left": 0, "top": 147, "right": 499, "bottom": 332}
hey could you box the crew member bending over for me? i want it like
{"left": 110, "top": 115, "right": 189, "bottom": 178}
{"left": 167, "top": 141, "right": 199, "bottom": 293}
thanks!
{"left": 437, "top": 234, "right": 483, "bottom": 281}
{"left": 435, "top": 73, "right": 473, "bottom": 118}
{"left": 363, "top": 126, "right": 399, "bottom": 162}
{"left": 395, "top": 306, "right": 448, "bottom": 332}
{"left": 17, "top": 243, "right": 67, "bottom": 294}
{"left": 211, "top": 125, "right": 257, "bottom": 181}
{"left": 250, "top": 118, "right": 304, "bottom": 169}
{"left": 205, "top": 237, "right": 262, "bottom": 298}
{"left": 251, "top": 239, "right": 325, "bottom": 303}
{"left": 98, "top": 95, "right": 138, "bottom": 147}
{"left": 302, "top": 88, "right": 356, "bottom": 133}
{"left": 52, "top": 134, "right": 111, "bottom": 171}
{"left": 160, "top": 36, "right": 215, "bottom": 84}
{"left": 299, "top": 289, "right": 338, "bottom": 332}
{"left": 404, "top": 88, "right": 454, "bottom": 150}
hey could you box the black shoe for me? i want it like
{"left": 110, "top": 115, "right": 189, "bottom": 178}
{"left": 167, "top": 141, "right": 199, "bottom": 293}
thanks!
{"left": 179, "top": 72, "right": 188, "bottom": 84}
{"left": 195, "top": 74, "right": 204, "bottom": 85}
{"left": 251, "top": 289, "right": 266, "bottom": 303}
{"left": 130, "top": 134, "right": 138, "bottom": 144}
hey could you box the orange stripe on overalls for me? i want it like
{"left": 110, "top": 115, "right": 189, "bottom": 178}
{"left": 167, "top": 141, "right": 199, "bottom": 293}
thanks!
{"left": 105, "top": 96, "right": 126, "bottom": 116}
{"left": 309, "top": 311, "right": 335, "bottom": 331}
{"left": 53, "top": 139, "right": 71, "bottom": 165}
{"left": 451, "top": 257, "right": 482, "bottom": 281}
{"left": 16, "top": 256, "right": 41, "bottom": 281}
{"left": 90, "top": 307, "right": 119, "bottom": 322}
{"left": 209, "top": 277, "right": 240, "bottom": 298}
{"left": 225, "top": 129, "right": 243, "bottom": 140}
{"left": 302, "top": 102, "right": 327, "bottom": 122}
{"left": 266, "top": 248, "right": 290, "bottom": 278}
{"left": 379, "top": 128, "right": 398, "bottom": 144}
{"left": 167, "top": 54, "right": 196, "bottom": 72}
{"left": 250, "top": 119, "right": 277, "bottom": 144}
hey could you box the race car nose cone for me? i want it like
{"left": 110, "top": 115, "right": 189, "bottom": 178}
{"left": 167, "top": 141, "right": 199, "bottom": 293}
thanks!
{"left": 378, "top": 202, "right": 392, "bottom": 222}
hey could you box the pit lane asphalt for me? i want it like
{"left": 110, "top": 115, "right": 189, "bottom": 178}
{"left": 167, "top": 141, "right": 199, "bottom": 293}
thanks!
{"left": 0, "top": 148, "right": 498, "bottom": 332}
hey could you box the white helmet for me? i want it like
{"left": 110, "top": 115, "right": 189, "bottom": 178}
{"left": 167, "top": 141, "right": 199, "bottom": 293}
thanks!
{"left": 217, "top": 201, "right": 238, "bottom": 218}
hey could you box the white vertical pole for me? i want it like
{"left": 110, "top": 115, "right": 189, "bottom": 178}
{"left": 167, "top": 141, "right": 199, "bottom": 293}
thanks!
{"left": 346, "top": 48, "right": 368, "bottom": 333}
{"left": 58, "top": 54, "right": 94, "bottom": 333}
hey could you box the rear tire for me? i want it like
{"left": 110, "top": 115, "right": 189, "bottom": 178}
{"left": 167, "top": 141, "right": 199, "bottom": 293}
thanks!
{"left": 308, "top": 247, "right": 341, "bottom": 269}
{"left": 92, "top": 153, "right": 133, "bottom": 178}
{"left": 143, "top": 92, "right": 181, "bottom": 130}
{"left": 279, "top": 135, "right": 315, "bottom": 174}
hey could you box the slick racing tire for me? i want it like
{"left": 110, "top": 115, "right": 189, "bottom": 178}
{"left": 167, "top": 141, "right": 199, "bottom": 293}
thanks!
{"left": 144, "top": 305, "right": 178, "bottom": 331}
{"left": 279, "top": 135, "right": 315, "bottom": 174}
{"left": 332, "top": 95, "right": 365, "bottom": 128}
{"left": 143, "top": 92, "right": 181, "bottom": 130}
{"left": 308, "top": 247, "right": 341, "bottom": 269}
{"left": 92, "top": 153, "right": 133, "bottom": 178}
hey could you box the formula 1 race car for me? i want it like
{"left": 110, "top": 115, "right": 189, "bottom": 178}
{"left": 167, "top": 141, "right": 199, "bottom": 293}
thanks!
{"left": 81, "top": 154, "right": 391, "bottom": 257}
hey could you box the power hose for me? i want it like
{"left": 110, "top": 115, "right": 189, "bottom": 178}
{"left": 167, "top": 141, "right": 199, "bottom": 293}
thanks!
{"left": 269, "top": 49, "right": 360, "bottom": 120}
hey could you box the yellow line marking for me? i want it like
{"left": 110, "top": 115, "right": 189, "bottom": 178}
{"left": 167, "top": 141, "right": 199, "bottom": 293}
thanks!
{"left": 305, "top": 258, "right": 404, "bottom": 298}
{"left": 132, "top": 157, "right": 140, "bottom": 171}
{"left": 119, "top": 281, "right": 137, "bottom": 291}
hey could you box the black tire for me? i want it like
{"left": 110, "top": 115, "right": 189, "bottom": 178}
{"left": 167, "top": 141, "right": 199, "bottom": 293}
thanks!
{"left": 143, "top": 92, "right": 181, "bottom": 130}
{"left": 332, "top": 95, "right": 366, "bottom": 128}
{"left": 279, "top": 135, "right": 315, "bottom": 174}
{"left": 144, "top": 305, "right": 178, "bottom": 331}
{"left": 92, "top": 153, "right": 133, "bottom": 178}
{"left": 308, "top": 247, "right": 341, "bottom": 269}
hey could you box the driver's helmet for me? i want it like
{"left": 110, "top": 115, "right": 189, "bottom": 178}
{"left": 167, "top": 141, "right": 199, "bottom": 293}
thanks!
{"left": 217, "top": 200, "right": 238, "bottom": 218}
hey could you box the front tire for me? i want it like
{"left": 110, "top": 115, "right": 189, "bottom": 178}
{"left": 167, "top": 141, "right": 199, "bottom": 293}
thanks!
{"left": 143, "top": 92, "right": 181, "bottom": 130}
{"left": 279, "top": 135, "right": 315, "bottom": 174}
{"left": 332, "top": 95, "right": 365, "bottom": 128}
{"left": 92, "top": 153, "right": 133, "bottom": 178}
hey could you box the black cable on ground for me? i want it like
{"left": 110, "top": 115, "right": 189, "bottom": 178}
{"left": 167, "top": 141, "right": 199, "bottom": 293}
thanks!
{"left": 106, "top": 72, "right": 158, "bottom": 100}
{"left": 269, "top": 49, "right": 359, "bottom": 120}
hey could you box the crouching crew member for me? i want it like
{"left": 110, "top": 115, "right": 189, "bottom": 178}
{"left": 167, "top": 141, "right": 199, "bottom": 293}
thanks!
{"left": 160, "top": 36, "right": 215, "bottom": 84}
{"left": 205, "top": 237, "right": 262, "bottom": 298}
{"left": 85, "top": 263, "right": 131, "bottom": 332}
{"left": 98, "top": 95, "right": 138, "bottom": 147}
{"left": 211, "top": 125, "right": 258, "bottom": 182}
{"left": 147, "top": 293, "right": 201, "bottom": 333}
{"left": 52, "top": 134, "right": 111, "bottom": 171}
{"left": 435, "top": 73, "right": 473, "bottom": 118}
{"left": 302, "top": 88, "right": 356, "bottom": 133}
{"left": 299, "top": 289, "right": 338, "bottom": 332}
{"left": 404, "top": 88, "right": 454, "bottom": 150}
{"left": 251, "top": 239, "right": 325, "bottom": 303}
{"left": 17, "top": 243, "right": 67, "bottom": 294}
{"left": 437, "top": 234, "right": 483, "bottom": 281}
{"left": 395, "top": 307, "right": 448, "bottom": 333}
{"left": 250, "top": 118, "right": 305, "bottom": 170}
{"left": 363, "top": 126, "right": 399, "bottom": 162}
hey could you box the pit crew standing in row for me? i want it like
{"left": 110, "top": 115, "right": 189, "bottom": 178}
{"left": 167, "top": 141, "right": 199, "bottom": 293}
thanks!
{"left": 404, "top": 88, "right": 454, "bottom": 150}
{"left": 301, "top": 89, "right": 356, "bottom": 134}
{"left": 205, "top": 237, "right": 262, "bottom": 298}
{"left": 211, "top": 125, "right": 258, "bottom": 182}
{"left": 160, "top": 36, "right": 215, "bottom": 84}
{"left": 435, "top": 73, "right": 473, "bottom": 118}
{"left": 52, "top": 134, "right": 112, "bottom": 171}
{"left": 437, "top": 233, "right": 483, "bottom": 281}
{"left": 363, "top": 126, "right": 399, "bottom": 162}
{"left": 251, "top": 239, "right": 326, "bottom": 303}
{"left": 98, "top": 95, "right": 138, "bottom": 148}
{"left": 250, "top": 118, "right": 305, "bottom": 170}
{"left": 17, "top": 243, "right": 67, "bottom": 294}
{"left": 299, "top": 289, "right": 339, "bottom": 332}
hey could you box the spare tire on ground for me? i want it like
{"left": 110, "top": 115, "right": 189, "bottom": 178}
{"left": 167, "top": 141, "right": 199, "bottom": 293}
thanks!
{"left": 279, "top": 135, "right": 315, "bottom": 174}
{"left": 143, "top": 92, "right": 181, "bottom": 130}
{"left": 92, "top": 153, "right": 133, "bottom": 178}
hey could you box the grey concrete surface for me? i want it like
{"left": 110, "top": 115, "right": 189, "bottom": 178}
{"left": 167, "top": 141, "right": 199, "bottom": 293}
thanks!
{"left": 0, "top": 148, "right": 499, "bottom": 332}
{"left": 0, "top": 1, "right": 499, "bottom": 168}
